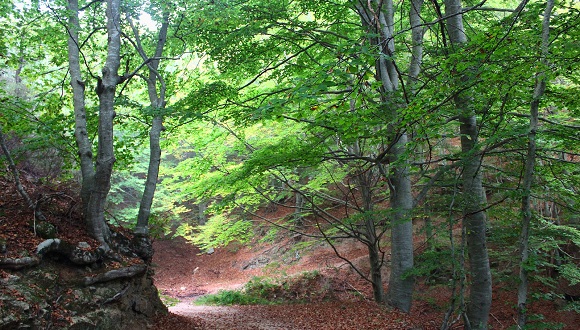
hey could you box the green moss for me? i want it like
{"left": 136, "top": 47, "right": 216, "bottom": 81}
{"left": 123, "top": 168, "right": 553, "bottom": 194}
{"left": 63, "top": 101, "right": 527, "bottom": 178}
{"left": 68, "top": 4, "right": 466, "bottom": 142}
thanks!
{"left": 159, "top": 294, "right": 180, "bottom": 307}
{"left": 194, "top": 289, "right": 272, "bottom": 306}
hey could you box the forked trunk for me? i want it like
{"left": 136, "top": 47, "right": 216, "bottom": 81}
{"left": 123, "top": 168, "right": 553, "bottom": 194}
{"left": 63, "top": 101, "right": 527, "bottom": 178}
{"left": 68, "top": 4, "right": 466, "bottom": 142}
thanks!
{"left": 66, "top": 0, "right": 122, "bottom": 245}
{"left": 354, "top": 0, "right": 420, "bottom": 311}
{"left": 67, "top": 0, "right": 95, "bottom": 215}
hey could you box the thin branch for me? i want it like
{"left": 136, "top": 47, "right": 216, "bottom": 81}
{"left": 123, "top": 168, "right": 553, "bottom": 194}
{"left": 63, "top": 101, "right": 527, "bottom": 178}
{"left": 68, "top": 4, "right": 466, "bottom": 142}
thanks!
{"left": 79, "top": 0, "right": 103, "bottom": 11}
{"left": 0, "top": 124, "right": 46, "bottom": 223}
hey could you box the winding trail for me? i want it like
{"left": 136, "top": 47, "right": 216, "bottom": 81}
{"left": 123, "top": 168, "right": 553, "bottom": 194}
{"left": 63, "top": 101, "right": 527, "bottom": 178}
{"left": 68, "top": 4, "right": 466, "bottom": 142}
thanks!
{"left": 169, "top": 300, "right": 421, "bottom": 330}
{"left": 171, "top": 303, "right": 297, "bottom": 330}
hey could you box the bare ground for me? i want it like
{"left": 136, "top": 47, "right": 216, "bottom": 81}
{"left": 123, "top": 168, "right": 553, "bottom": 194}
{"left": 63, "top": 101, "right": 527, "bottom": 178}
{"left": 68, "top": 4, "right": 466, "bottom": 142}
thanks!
{"left": 150, "top": 236, "right": 579, "bottom": 329}
{"left": 150, "top": 236, "right": 438, "bottom": 329}
{"left": 1, "top": 171, "right": 577, "bottom": 329}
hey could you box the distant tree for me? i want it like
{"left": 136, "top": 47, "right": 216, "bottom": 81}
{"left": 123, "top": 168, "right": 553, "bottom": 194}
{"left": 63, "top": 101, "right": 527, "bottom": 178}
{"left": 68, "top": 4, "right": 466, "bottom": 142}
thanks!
{"left": 172, "top": 0, "right": 427, "bottom": 310}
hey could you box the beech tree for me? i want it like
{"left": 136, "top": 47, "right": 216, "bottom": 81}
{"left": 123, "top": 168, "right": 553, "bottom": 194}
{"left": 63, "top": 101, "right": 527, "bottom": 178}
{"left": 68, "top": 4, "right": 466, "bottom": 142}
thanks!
{"left": 67, "top": 0, "right": 122, "bottom": 246}
{"left": 4, "top": 0, "right": 580, "bottom": 326}
{"left": 171, "top": 0, "right": 429, "bottom": 310}
{"left": 443, "top": 0, "right": 493, "bottom": 327}
{"left": 64, "top": 0, "right": 176, "bottom": 246}
{"left": 127, "top": 10, "right": 170, "bottom": 237}
{"left": 353, "top": 0, "right": 423, "bottom": 311}
{"left": 519, "top": 0, "right": 561, "bottom": 327}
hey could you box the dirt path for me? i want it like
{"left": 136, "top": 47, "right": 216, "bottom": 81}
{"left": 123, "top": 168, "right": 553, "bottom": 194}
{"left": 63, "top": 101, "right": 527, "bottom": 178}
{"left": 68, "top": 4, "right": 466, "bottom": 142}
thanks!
{"left": 169, "top": 300, "right": 422, "bottom": 330}
{"left": 151, "top": 237, "right": 427, "bottom": 329}
{"left": 170, "top": 303, "right": 297, "bottom": 330}
{"left": 151, "top": 237, "right": 580, "bottom": 329}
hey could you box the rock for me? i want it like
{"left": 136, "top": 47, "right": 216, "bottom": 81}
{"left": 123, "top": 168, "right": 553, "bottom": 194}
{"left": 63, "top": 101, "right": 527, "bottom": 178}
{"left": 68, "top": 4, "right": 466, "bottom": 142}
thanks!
{"left": 131, "top": 236, "right": 154, "bottom": 262}
{"left": 69, "top": 245, "right": 101, "bottom": 264}
{"left": 0, "top": 238, "right": 6, "bottom": 254}
{"left": 0, "top": 251, "right": 166, "bottom": 329}
{"left": 206, "top": 247, "right": 215, "bottom": 255}
{"left": 35, "top": 221, "right": 57, "bottom": 239}
{"left": 242, "top": 255, "right": 270, "bottom": 270}
{"left": 10, "top": 299, "right": 30, "bottom": 312}
{"left": 0, "top": 273, "right": 19, "bottom": 284}
{"left": 68, "top": 316, "right": 96, "bottom": 330}
{"left": 78, "top": 242, "right": 90, "bottom": 249}
{"left": 0, "top": 314, "right": 19, "bottom": 329}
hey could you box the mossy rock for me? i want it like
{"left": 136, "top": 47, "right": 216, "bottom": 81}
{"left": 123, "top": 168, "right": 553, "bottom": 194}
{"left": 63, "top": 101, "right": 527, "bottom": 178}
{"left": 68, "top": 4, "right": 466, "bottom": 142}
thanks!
{"left": 35, "top": 221, "right": 57, "bottom": 239}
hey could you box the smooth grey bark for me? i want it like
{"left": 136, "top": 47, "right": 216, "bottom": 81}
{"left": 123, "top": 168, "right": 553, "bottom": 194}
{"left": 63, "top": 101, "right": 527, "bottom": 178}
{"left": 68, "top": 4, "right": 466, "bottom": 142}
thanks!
{"left": 386, "top": 0, "right": 424, "bottom": 313}
{"left": 66, "top": 0, "right": 122, "bottom": 245}
{"left": 444, "top": 0, "right": 492, "bottom": 328}
{"left": 407, "top": 0, "right": 424, "bottom": 92}
{"left": 86, "top": 0, "right": 122, "bottom": 245}
{"left": 131, "top": 12, "right": 170, "bottom": 236}
{"left": 386, "top": 132, "right": 414, "bottom": 312}
{"left": 294, "top": 189, "right": 305, "bottom": 227}
{"left": 293, "top": 172, "right": 308, "bottom": 227}
{"left": 198, "top": 200, "right": 208, "bottom": 225}
{"left": 67, "top": 0, "right": 95, "bottom": 216}
{"left": 518, "top": 0, "right": 554, "bottom": 327}
{"left": 354, "top": 0, "right": 423, "bottom": 312}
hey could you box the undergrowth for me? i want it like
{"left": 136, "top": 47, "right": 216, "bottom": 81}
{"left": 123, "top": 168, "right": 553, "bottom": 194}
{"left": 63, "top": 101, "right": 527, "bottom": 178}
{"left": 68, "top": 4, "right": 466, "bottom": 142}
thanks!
{"left": 195, "top": 270, "right": 327, "bottom": 306}
{"left": 159, "top": 294, "right": 180, "bottom": 307}
{"left": 195, "top": 289, "right": 272, "bottom": 305}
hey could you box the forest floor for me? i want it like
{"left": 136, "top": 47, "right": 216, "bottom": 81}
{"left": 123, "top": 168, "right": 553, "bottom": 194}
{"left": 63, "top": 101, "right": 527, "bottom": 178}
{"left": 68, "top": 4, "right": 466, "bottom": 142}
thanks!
{"left": 150, "top": 235, "right": 579, "bottom": 329}
{"left": 0, "top": 171, "right": 577, "bottom": 329}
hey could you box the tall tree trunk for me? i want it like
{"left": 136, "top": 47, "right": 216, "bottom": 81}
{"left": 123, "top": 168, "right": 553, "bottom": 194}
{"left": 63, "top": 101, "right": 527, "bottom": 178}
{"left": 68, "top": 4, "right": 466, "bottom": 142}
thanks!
{"left": 135, "top": 116, "right": 163, "bottom": 235}
{"left": 386, "top": 0, "right": 424, "bottom": 312}
{"left": 85, "top": 0, "right": 122, "bottom": 245}
{"left": 131, "top": 12, "right": 170, "bottom": 236}
{"left": 293, "top": 172, "right": 308, "bottom": 227}
{"left": 459, "top": 106, "right": 491, "bottom": 330}
{"left": 67, "top": 0, "right": 119, "bottom": 245}
{"left": 518, "top": 0, "right": 554, "bottom": 327}
{"left": 67, "top": 0, "right": 95, "bottom": 216}
{"left": 354, "top": 0, "right": 423, "bottom": 311}
{"left": 66, "top": 0, "right": 122, "bottom": 245}
{"left": 294, "top": 190, "right": 305, "bottom": 227}
{"left": 387, "top": 133, "right": 414, "bottom": 312}
{"left": 444, "top": 0, "right": 492, "bottom": 328}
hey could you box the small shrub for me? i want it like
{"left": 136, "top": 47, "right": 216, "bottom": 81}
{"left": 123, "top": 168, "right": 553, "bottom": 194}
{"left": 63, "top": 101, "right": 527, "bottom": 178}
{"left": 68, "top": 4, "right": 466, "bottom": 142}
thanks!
{"left": 410, "top": 246, "right": 454, "bottom": 284}
{"left": 244, "top": 276, "right": 280, "bottom": 299}
{"left": 301, "top": 270, "right": 320, "bottom": 280}
{"left": 195, "top": 271, "right": 332, "bottom": 306}
{"left": 194, "top": 289, "right": 270, "bottom": 306}
{"left": 259, "top": 227, "right": 279, "bottom": 243}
